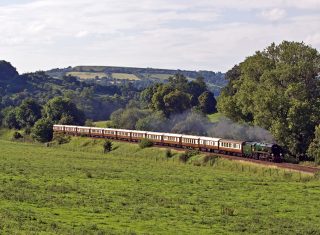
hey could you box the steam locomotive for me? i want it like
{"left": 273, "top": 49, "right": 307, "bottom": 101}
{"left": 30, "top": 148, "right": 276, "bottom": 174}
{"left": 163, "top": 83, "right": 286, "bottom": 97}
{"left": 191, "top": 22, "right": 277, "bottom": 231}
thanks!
{"left": 53, "top": 125, "right": 283, "bottom": 162}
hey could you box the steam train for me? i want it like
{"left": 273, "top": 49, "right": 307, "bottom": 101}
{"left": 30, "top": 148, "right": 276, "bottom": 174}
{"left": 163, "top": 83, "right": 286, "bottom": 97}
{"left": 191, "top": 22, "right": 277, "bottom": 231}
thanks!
{"left": 53, "top": 125, "right": 283, "bottom": 162}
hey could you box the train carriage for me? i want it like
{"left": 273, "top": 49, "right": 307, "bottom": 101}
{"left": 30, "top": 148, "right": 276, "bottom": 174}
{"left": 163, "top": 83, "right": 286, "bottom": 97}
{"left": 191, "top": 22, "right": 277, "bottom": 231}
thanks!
{"left": 219, "top": 139, "right": 244, "bottom": 155}
{"left": 103, "top": 128, "right": 118, "bottom": 139}
{"left": 163, "top": 133, "right": 182, "bottom": 146}
{"left": 199, "top": 137, "right": 221, "bottom": 151}
{"left": 131, "top": 130, "right": 147, "bottom": 141}
{"left": 181, "top": 135, "right": 200, "bottom": 148}
{"left": 77, "top": 126, "right": 91, "bottom": 136}
{"left": 53, "top": 125, "right": 65, "bottom": 133}
{"left": 116, "top": 129, "right": 131, "bottom": 140}
{"left": 145, "top": 132, "right": 163, "bottom": 144}
{"left": 90, "top": 127, "right": 104, "bottom": 137}
{"left": 64, "top": 125, "right": 78, "bottom": 135}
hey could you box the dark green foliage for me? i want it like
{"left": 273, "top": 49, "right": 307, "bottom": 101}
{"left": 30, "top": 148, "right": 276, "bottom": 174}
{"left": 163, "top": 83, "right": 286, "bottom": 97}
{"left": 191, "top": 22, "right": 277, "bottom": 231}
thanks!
{"left": 139, "top": 138, "right": 153, "bottom": 149}
{"left": 165, "top": 149, "right": 173, "bottom": 158}
{"left": 2, "top": 107, "right": 19, "bottom": 129}
{"left": 141, "top": 74, "right": 216, "bottom": 117}
{"left": 103, "top": 140, "right": 113, "bottom": 153}
{"left": 12, "top": 131, "right": 23, "bottom": 140}
{"left": 0, "top": 60, "right": 19, "bottom": 80}
{"left": 203, "top": 154, "right": 220, "bottom": 165}
{"left": 179, "top": 153, "right": 190, "bottom": 163}
{"left": 111, "top": 108, "right": 151, "bottom": 129}
{"left": 307, "top": 125, "right": 320, "bottom": 164}
{"left": 31, "top": 118, "right": 53, "bottom": 143}
{"left": 15, "top": 98, "right": 42, "bottom": 128}
{"left": 218, "top": 41, "right": 320, "bottom": 156}
{"left": 198, "top": 91, "right": 217, "bottom": 114}
{"left": 43, "top": 97, "right": 85, "bottom": 125}
{"left": 52, "top": 133, "right": 71, "bottom": 145}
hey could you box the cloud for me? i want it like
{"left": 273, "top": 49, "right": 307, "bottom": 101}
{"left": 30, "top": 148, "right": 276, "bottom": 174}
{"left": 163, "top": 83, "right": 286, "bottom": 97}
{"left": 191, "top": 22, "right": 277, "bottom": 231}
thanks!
{"left": 0, "top": 0, "right": 319, "bottom": 73}
{"left": 261, "top": 8, "right": 286, "bottom": 22}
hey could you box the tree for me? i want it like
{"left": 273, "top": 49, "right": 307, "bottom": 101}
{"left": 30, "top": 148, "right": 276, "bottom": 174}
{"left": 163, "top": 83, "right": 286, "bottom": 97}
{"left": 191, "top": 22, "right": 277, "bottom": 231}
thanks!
{"left": 2, "top": 107, "right": 19, "bottom": 129}
{"left": 15, "top": 99, "right": 42, "bottom": 128}
{"left": 110, "top": 108, "right": 151, "bottom": 129}
{"left": 198, "top": 91, "right": 217, "bottom": 114}
{"left": 307, "top": 125, "right": 320, "bottom": 164}
{"left": 103, "top": 140, "right": 113, "bottom": 153}
{"left": 43, "top": 97, "right": 85, "bottom": 125}
{"left": 31, "top": 118, "right": 53, "bottom": 142}
{"left": 217, "top": 41, "right": 320, "bottom": 156}
{"left": 163, "top": 90, "right": 191, "bottom": 116}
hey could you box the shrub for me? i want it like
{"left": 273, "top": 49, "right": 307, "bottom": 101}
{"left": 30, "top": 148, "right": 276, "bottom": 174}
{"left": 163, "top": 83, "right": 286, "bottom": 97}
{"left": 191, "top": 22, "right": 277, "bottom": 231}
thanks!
{"left": 53, "top": 133, "right": 71, "bottom": 145}
{"left": 179, "top": 153, "right": 190, "bottom": 163}
{"left": 103, "top": 140, "right": 113, "bottom": 153}
{"left": 165, "top": 149, "right": 173, "bottom": 158}
{"left": 203, "top": 154, "right": 220, "bottom": 165}
{"left": 12, "top": 131, "right": 23, "bottom": 140}
{"left": 139, "top": 138, "right": 153, "bottom": 149}
{"left": 31, "top": 118, "right": 53, "bottom": 143}
{"left": 185, "top": 149, "right": 200, "bottom": 157}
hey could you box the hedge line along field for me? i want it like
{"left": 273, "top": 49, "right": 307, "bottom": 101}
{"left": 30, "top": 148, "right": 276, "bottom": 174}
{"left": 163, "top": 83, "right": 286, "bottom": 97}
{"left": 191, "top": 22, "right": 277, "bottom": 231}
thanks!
{"left": 0, "top": 135, "right": 320, "bottom": 234}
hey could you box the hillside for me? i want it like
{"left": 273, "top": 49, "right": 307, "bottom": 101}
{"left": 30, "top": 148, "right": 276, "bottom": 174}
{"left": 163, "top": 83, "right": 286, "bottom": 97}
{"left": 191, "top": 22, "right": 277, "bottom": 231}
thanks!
{"left": 0, "top": 133, "right": 319, "bottom": 234}
{"left": 46, "top": 66, "right": 226, "bottom": 95}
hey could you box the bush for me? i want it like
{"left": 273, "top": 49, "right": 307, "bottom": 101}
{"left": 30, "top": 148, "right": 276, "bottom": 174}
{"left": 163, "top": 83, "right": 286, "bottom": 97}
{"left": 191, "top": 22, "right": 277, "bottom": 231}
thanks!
{"left": 139, "top": 138, "right": 153, "bottom": 149}
{"left": 165, "top": 149, "right": 173, "bottom": 158}
{"left": 103, "top": 140, "right": 113, "bottom": 153}
{"left": 179, "top": 153, "right": 190, "bottom": 163}
{"left": 53, "top": 133, "right": 71, "bottom": 145}
{"left": 185, "top": 149, "right": 200, "bottom": 158}
{"left": 12, "top": 131, "right": 23, "bottom": 140}
{"left": 203, "top": 154, "right": 220, "bottom": 165}
{"left": 31, "top": 118, "right": 53, "bottom": 143}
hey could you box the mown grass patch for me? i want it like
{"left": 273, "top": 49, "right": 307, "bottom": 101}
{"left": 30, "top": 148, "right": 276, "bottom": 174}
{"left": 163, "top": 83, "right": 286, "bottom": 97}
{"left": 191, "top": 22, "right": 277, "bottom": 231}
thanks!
{"left": 0, "top": 136, "right": 319, "bottom": 234}
{"left": 207, "top": 112, "right": 224, "bottom": 123}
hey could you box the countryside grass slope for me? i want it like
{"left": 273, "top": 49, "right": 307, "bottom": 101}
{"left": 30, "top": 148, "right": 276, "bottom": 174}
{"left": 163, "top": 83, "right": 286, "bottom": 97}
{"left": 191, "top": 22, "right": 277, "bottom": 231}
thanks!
{"left": 0, "top": 132, "right": 319, "bottom": 234}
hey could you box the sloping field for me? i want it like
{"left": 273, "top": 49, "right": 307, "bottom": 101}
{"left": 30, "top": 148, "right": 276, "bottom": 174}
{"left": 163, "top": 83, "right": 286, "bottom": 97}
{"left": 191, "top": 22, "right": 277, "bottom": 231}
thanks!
{"left": 111, "top": 73, "right": 140, "bottom": 80}
{"left": 0, "top": 136, "right": 319, "bottom": 234}
{"left": 66, "top": 72, "right": 107, "bottom": 80}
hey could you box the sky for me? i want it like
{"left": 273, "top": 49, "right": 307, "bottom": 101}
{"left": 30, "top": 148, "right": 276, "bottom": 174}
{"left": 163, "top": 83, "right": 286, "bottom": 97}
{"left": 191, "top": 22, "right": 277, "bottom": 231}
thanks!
{"left": 0, "top": 0, "right": 319, "bottom": 73}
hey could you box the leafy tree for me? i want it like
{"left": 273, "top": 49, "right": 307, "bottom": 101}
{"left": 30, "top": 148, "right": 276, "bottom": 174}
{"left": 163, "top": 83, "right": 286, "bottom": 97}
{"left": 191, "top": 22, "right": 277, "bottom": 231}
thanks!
{"left": 198, "top": 91, "right": 217, "bottom": 114}
{"left": 15, "top": 99, "right": 42, "bottom": 128}
{"left": 218, "top": 41, "right": 320, "bottom": 156}
{"left": 43, "top": 97, "right": 85, "bottom": 125}
{"left": 135, "top": 111, "right": 168, "bottom": 132}
{"left": 0, "top": 60, "right": 19, "bottom": 80}
{"left": 163, "top": 90, "right": 191, "bottom": 116}
{"left": 307, "top": 125, "right": 320, "bottom": 164}
{"left": 110, "top": 108, "right": 151, "bottom": 129}
{"left": 31, "top": 118, "right": 53, "bottom": 142}
{"left": 2, "top": 107, "right": 20, "bottom": 129}
{"left": 103, "top": 140, "right": 113, "bottom": 153}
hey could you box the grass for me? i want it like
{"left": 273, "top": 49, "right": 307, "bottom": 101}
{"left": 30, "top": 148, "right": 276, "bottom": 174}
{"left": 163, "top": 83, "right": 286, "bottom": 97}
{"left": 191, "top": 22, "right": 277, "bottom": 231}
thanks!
{"left": 207, "top": 112, "right": 224, "bottom": 122}
{"left": 93, "top": 120, "right": 114, "bottom": 128}
{"left": 111, "top": 73, "right": 140, "bottom": 81}
{"left": 66, "top": 72, "right": 107, "bottom": 80}
{"left": 0, "top": 133, "right": 320, "bottom": 234}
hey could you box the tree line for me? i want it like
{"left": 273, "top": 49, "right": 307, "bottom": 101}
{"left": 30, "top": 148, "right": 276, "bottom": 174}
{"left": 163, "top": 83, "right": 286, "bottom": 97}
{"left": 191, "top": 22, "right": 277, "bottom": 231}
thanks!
{"left": 218, "top": 41, "right": 320, "bottom": 163}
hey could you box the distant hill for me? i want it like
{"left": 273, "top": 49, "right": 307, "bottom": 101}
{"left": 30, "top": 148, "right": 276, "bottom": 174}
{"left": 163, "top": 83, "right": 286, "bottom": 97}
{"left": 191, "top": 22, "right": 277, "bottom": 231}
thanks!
{"left": 46, "top": 65, "right": 226, "bottom": 95}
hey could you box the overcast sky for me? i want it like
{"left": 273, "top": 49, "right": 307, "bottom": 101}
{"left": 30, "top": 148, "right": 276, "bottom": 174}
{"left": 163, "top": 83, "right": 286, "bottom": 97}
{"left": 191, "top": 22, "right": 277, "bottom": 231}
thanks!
{"left": 0, "top": 0, "right": 319, "bottom": 73}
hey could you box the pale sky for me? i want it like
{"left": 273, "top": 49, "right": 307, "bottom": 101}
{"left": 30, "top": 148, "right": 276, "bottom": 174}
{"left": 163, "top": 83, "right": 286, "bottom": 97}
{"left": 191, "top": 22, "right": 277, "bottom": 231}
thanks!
{"left": 0, "top": 0, "right": 319, "bottom": 73}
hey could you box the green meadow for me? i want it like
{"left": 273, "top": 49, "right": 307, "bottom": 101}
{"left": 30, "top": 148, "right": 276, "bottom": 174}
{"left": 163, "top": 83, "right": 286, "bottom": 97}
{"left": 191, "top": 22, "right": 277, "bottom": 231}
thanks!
{"left": 0, "top": 132, "right": 319, "bottom": 234}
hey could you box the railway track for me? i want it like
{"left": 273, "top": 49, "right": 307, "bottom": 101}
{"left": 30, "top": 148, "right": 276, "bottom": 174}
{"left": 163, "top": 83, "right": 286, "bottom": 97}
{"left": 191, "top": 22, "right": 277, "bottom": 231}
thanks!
{"left": 92, "top": 136, "right": 320, "bottom": 174}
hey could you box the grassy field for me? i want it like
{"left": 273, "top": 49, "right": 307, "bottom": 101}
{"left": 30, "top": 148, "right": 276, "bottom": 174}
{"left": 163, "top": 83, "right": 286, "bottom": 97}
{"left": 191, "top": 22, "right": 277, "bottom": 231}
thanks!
{"left": 0, "top": 132, "right": 320, "bottom": 234}
{"left": 93, "top": 121, "right": 114, "bottom": 128}
{"left": 66, "top": 72, "right": 107, "bottom": 80}
{"left": 111, "top": 73, "right": 140, "bottom": 81}
{"left": 207, "top": 112, "right": 224, "bottom": 122}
